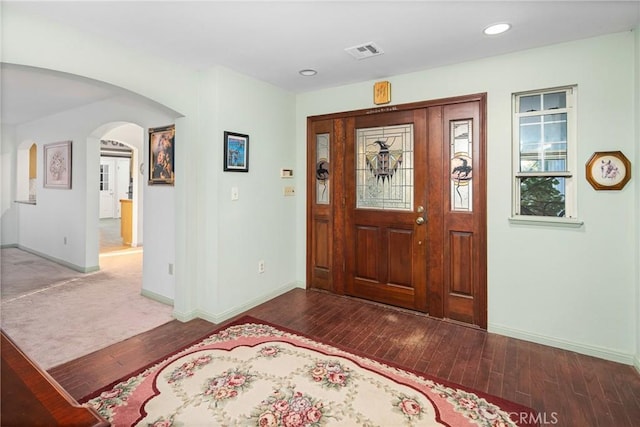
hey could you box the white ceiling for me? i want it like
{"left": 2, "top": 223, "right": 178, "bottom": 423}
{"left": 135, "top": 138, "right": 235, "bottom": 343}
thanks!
{"left": 2, "top": 1, "right": 639, "bottom": 125}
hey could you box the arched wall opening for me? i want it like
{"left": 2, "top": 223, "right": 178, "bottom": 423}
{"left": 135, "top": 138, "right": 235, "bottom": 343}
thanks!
{"left": 95, "top": 122, "right": 144, "bottom": 250}
{"left": 5, "top": 64, "right": 184, "bottom": 309}
{"left": 15, "top": 139, "right": 39, "bottom": 204}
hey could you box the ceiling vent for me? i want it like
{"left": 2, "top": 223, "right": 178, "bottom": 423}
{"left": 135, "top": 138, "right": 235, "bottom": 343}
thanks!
{"left": 345, "top": 42, "right": 384, "bottom": 60}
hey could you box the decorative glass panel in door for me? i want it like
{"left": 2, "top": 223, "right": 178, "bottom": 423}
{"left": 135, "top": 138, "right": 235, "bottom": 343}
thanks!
{"left": 315, "top": 133, "right": 330, "bottom": 205}
{"left": 450, "top": 119, "right": 473, "bottom": 211}
{"left": 346, "top": 109, "right": 427, "bottom": 313}
{"left": 355, "top": 124, "right": 414, "bottom": 211}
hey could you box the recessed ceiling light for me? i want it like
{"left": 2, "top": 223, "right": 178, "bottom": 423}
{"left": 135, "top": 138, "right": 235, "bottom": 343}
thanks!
{"left": 299, "top": 69, "right": 317, "bottom": 76}
{"left": 483, "top": 23, "right": 511, "bottom": 36}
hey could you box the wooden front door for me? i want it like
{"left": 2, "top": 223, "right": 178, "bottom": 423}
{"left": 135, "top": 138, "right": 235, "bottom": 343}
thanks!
{"left": 307, "top": 94, "right": 487, "bottom": 328}
{"left": 344, "top": 109, "right": 429, "bottom": 311}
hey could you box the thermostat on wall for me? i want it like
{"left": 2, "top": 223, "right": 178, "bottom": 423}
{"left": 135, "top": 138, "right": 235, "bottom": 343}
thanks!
{"left": 280, "top": 168, "right": 294, "bottom": 178}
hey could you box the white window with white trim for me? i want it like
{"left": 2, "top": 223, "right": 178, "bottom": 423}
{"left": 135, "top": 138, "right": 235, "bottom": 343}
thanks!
{"left": 512, "top": 86, "right": 578, "bottom": 222}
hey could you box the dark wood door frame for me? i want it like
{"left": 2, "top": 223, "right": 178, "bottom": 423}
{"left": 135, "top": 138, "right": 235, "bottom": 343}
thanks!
{"left": 306, "top": 93, "right": 487, "bottom": 328}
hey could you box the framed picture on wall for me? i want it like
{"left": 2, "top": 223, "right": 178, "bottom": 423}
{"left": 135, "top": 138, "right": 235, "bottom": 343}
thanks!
{"left": 148, "top": 124, "right": 175, "bottom": 185}
{"left": 43, "top": 140, "right": 72, "bottom": 189}
{"left": 585, "top": 151, "right": 631, "bottom": 190}
{"left": 223, "top": 131, "right": 249, "bottom": 172}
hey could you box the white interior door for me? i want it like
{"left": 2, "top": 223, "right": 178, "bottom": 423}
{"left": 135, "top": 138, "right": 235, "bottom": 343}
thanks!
{"left": 115, "top": 158, "right": 131, "bottom": 217}
{"left": 99, "top": 158, "right": 115, "bottom": 218}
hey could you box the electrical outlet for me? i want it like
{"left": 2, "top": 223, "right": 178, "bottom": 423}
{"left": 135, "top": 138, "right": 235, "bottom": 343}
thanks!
{"left": 231, "top": 187, "right": 239, "bottom": 201}
{"left": 284, "top": 186, "right": 295, "bottom": 196}
{"left": 63, "top": 237, "right": 67, "bottom": 245}
{"left": 168, "top": 263, "right": 174, "bottom": 275}
{"left": 258, "top": 260, "right": 265, "bottom": 273}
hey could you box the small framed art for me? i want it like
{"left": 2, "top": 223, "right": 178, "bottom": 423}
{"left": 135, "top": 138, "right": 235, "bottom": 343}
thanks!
{"left": 43, "top": 140, "right": 72, "bottom": 189}
{"left": 374, "top": 81, "right": 391, "bottom": 105}
{"left": 224, "top": 131, "right": 249, "bottom": 172}
{"left": 585, "top": 151, "right": 631, "bottom": 190}
{"left": 149, "top": 124, "right": 175, "bottom": 185}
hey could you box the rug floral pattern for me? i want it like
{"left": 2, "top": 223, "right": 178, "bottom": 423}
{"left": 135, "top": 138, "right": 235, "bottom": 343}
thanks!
{"left": 84, "top": 321, "right": 522, "bottom": 426}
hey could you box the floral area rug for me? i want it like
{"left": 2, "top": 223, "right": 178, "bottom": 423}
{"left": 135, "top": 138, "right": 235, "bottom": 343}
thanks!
{"left": 81, "top": 316, "right": 537, "bottom": 426}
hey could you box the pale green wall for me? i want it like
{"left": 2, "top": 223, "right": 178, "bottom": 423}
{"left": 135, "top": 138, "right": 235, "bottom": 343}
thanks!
{"left": 0, "top": 5, "right": 195, "bottom": 117}
{"left": 2, "top": 4, "right": 638, "bottom": 365}
{"left": 1, "top": 4, "right": 299, "bottom": 324}
{"left": 1, "top": 124, "right": 18, "bottom": 244}
{"left": 1, "top": 4, "right": 200, "bottom": 317}
{"left": 296, "top": 32, "right": 638, "bottom": 364}
{"left": 635, "top": 25, "right": 640, "bottom": 371}
{"left": 186, "top": 66, "right": 298, "bottom": 322}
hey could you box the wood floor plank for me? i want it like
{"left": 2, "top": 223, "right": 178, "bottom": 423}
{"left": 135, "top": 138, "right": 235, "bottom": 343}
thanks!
{"left": 432, "top": 325, "right": 464, "bottom": 381}
{"left": 447, "top": 328, "right": 472, "bottom": 385}
{"left": 566, "top": 351, "right": 590, "bottom": 397}
{"left": 487, "top": 370, "right": 504, "bottom": 398}
{"left": 489, "top": 333, "right": 508, "bottom": 377}
{"left": 394, "top": 318, "right": 431, "bottom": 369}
{"left": 501, "top": 339, "right": 520, "bottom": 403}
{"left": 580, "top": 355, "right": 619, "bottom": 426}
{"left": 472, "top": 353, "right": 492, "bottom": 393}
{"left": 612, "top": 365, "right": 640, "bottom": 425}
{"left": 556, "top": 350, "right": 596, "bottom": 426}
{"left": 516, "top": 340, "right": 532, "bottom": 400}
{"left": 45, "top": 288, "right": 640, "bottom": 427}
{"left": 459, "top": 328, "right": 485, "bottom": 387}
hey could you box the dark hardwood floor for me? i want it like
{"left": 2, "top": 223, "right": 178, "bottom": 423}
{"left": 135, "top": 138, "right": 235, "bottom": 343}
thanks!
{"left": 49, "top": 288, "right": 640, "bottom": 426}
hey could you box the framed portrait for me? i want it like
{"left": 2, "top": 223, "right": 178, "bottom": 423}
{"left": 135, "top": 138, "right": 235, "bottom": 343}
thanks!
{"left": 43, "top": 141, "right": 72, "bottom": 189}
{"left": 585, "top": 151, "right": 631, "bottom": 190}
{"left": 149, "top": 124, "right": 175, "bottom": 185}
{"left": 224, "top": 131, "right": 249, "bottom": 172}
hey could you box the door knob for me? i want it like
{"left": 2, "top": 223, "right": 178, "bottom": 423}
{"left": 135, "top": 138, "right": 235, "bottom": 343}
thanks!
{"left": 416, "top": 217, "right": 425, "bottom": 225}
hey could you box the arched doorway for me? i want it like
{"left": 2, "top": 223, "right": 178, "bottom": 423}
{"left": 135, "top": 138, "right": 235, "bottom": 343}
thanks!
{"left": 15, "top": 140, "right": 38, "bottom": 204}
{"left": 4, "top": 63, "right": 183, "bottom": 318}
{"left": 94, "top": 122, "right": 144, "bottom": 254}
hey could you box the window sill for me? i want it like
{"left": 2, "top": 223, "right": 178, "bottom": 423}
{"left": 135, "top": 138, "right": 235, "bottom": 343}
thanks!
{"left": 508, "top": 216, "right": 584, "bottom": 228}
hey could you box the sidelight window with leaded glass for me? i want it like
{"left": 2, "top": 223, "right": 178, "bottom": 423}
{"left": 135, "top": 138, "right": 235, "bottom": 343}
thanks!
{"left": 315, "top": 133, "right": 330, "bottom": 205}
{"left": 450, "top": 119, "right": 473, "bottom": 211}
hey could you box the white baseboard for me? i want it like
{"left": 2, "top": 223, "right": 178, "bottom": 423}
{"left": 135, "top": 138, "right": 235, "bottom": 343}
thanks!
{"left": 173, "top": 309, "right": 199, "bottom": 322}
{"left": 489, "top": 323, "right": 635, "bottom": 366}
{"left": 141, "top": 288, "right": 174, "bottom": 306}
{"left": 179, "top": 281, "right": 303, "bottom": 325}
{"left": 16, "top": 244, "right": 99, "bottom": 273}
{"left": 634, "top": 354, "right": 640, "bottom": 374}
